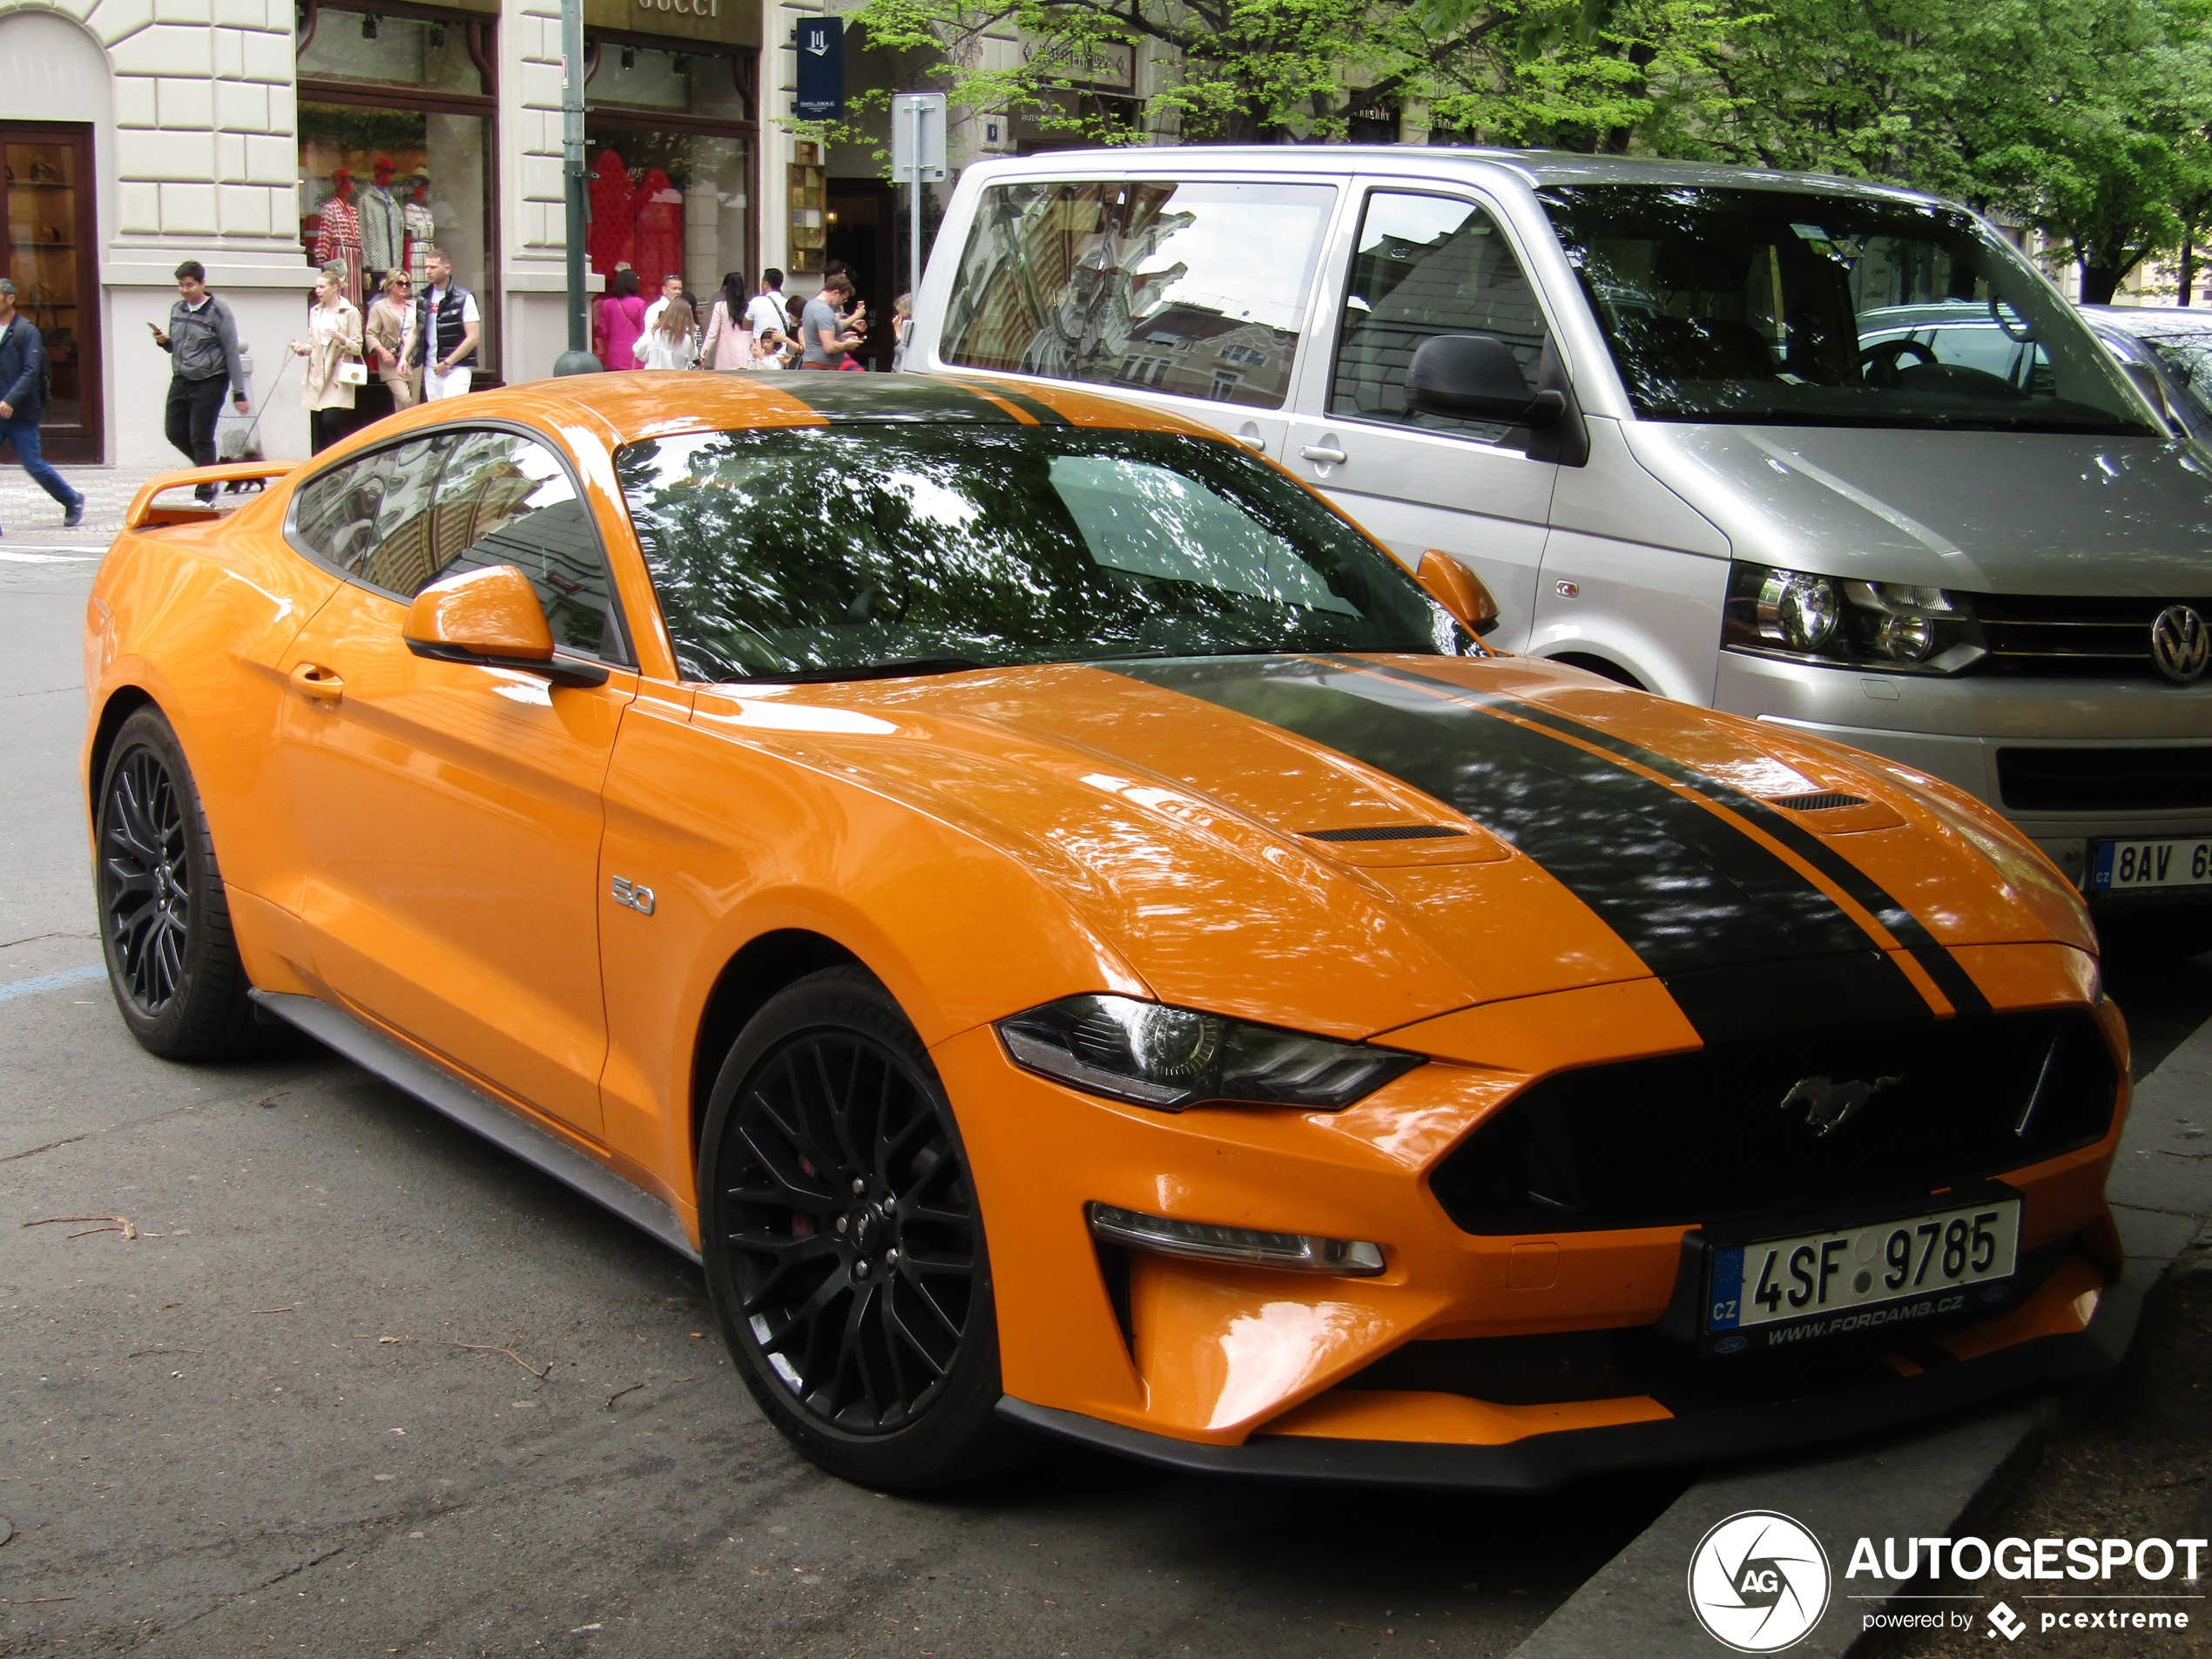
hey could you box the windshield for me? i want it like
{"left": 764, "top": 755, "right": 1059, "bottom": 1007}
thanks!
{"left": 1539, "top": 185, "right": 2154, "bottom": 434}
{"left": 615, "top": 425, "right": 1467, "bottom": 683}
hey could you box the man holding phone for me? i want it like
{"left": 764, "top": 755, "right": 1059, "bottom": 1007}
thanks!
{"left": 151, "top": 261, "right": 250, "bottom": 502}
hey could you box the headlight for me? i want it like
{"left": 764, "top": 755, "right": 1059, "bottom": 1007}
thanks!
{"left": 1723, "top": 562, "right": 1987, "bottom": 673}
{"left": 995, "top": 994, "right": 1424, "bottom": 1112}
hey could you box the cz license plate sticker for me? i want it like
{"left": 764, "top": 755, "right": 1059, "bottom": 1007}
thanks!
{"left": 1704, "top": 1197, "right": 2020, "bottom": 1354}
{"left": 2090, "top": 837, "right": 2212, "bottom": 893}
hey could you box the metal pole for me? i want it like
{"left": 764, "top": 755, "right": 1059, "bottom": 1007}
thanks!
{"left": 554, "top": 0, "right": 601, "bottom": 374}
{"left": 908, "top": 98, "right": 923, "bottom": 337}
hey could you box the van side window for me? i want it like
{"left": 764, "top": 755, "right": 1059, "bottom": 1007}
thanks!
{"left": 1332, "top": 192, "right": 1549, "bottom": 442}
{"left": 940, "top": 179, "right": 1336, "bottom": 411}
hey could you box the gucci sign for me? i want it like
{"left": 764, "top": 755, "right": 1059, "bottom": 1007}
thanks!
{"left": 637, "top": 0, "right": 718, "bottom": 15}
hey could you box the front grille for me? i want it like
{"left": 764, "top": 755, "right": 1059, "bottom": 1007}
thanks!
{"left": 1973, "top": 592, "right": 2212, "bottom": 680}
{"left": 1428, "top": 1009, "right": 2115, "bottom": 1234}
{"left": 1996, "top": 746, "right": 2212, "bottom": 813}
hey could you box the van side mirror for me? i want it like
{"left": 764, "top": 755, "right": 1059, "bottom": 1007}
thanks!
{"left": 403, "top": 563, "right": 608, "bottom": 688}
{"left": 1405, "top": 334, "right": 1566, "bottom": 428}
{"left": 1417, "top": 550, "right": 1501, "bottom": 637}
{"left": 2116, "top": 358, "right": 2182, "bottom": 435}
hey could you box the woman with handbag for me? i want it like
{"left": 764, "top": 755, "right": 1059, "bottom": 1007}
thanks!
{"left": 291, "top": 262, "right": 365, "bottom": 453}
{"left": 697, "top": 272, "right": 756, "bottom": 372}
{"left": 365, "top": 269, "right": 420, "bottom": 411}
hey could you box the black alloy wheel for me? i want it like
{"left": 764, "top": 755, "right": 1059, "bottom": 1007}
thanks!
{"left": 95, "top": 707, "right": 258, "bottom": 1058}
{"left": 699, "top": 968, "right": 1022, "bottom": 1489}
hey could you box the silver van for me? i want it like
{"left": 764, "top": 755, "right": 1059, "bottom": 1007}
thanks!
{"left": 907, "top": 149, "right": 2212, "bottom": 914}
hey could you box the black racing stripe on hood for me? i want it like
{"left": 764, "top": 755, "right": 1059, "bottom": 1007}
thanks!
{"left": 933, "top": 374, "right": 1072, "bottom": 426}
{"left": 766, "top": 374, "right": 1021, "bottom": 423}
{"left": 1109, "top": 655, "right": 1932, "bottom": 1045}
{"left": 1354, "top": 658, "right": 1993, "bottom": 1018}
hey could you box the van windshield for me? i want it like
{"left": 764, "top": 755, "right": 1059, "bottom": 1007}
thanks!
{"left": 1538, "top": 185, "right": 2155, "bottom": 434}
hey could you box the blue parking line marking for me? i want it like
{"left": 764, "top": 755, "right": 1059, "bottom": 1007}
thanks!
{"left": 0, "top": 964, "right": 107, "bottom": 1004}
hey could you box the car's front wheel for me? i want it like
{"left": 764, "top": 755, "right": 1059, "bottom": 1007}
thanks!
{"left": 94, "top": 706, "right": 259, "bottom": 1058}
{"left": 698, "top": 967, "right": 1022, "bottom": 1489}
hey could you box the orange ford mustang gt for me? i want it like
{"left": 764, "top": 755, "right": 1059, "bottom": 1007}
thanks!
{"left": 83, "top": 372, "right": 2133, "bottom": 1492}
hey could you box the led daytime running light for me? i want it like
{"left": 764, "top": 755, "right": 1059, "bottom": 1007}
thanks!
{"left": 1087, "top": 1203, "right": 1386, "bottom": 1277}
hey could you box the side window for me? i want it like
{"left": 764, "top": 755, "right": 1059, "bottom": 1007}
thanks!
{"left": 1331, "top": 192, "right": 1550, "bottom": 442}
{"left": 288, "top": 436, "right": 453, "bottom": 584}
{"left": 940, "top": 179, "right": 1336, "bottom": 410}
{"left": 428, "top": 429, "right": 627, "bottom": 663}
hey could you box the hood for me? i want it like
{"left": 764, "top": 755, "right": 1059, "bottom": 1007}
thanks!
{"left": 693, "top": 654, "right": 2092, "bottom": 1047}
{"left": 1624, "top": 423, "right": 2212, "bottom": 596}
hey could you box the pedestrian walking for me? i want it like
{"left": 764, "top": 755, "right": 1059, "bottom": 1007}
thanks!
{"left": 642, "top": 273, "right": 685, "bottom": 341}
{"left": 151, "top": 260, "right": 251, "bottom": 501}
{"left": 640, "top": 296, "right": 698, "bottom": 368}
{"left": 365, "top": 269, "right": 420, "bottom": 410}
{"left": 411, "top": 247, "right": 481, "bottom": 400}
{"left": 597, "top": 268, "right": 646, "bottom": 371}
{"left": 745, "top": 268, "right": 790, "bottom": 341}
{"left": 698, "top": 272, "right": 755, "bottom": 371}
{"left": 0, "top": 276, "right": 85, "bottom": 532}
{"left": 290, "top": 262, "right": 365, "bottom": 454}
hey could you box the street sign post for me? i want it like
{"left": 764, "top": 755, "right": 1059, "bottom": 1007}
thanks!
{"left": 795, "top": 17, "right": 843, "bottom": 121}
{"left": 891, "top": 91, "right": 947, "bottom": 335}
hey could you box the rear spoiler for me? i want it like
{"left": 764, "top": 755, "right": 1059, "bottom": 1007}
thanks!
{"left": 122, "top": 462, "right": 301, "bottom": 531}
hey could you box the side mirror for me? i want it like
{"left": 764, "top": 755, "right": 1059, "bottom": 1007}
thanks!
{"left": 402, "top": 563, "right": 608, "bottom": 688}
{"left": 2117, "top": 358, "right": 2182, "bottom": 436}
{"left": 1405, "top": 334, "right": 1566, "bottom": 428}
{"left": 1417, "top": 550, "right": 1501, "bottom": 637}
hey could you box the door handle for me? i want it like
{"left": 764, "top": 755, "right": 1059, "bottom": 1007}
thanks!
{"left": 288, "top": 662, "right": 344, "bottom": 704}
{"left": 1300, "top": 444, "right": 1348, "bottom": 466}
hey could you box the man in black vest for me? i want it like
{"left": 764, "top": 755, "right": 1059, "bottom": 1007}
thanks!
{"left": 411, "top": 247, "right": 481, "bottom": 400}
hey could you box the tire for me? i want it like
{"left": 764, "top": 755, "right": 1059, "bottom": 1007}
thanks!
{"left": 94, "top": 706, "right": 260, "bottom": 1058}
{"left": 698, "top": 967, "right": 1025, "bottom": 1490}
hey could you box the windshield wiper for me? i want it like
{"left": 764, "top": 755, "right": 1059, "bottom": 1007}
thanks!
{"left": 737, "top": 657, "right": 989, "bottom": 685}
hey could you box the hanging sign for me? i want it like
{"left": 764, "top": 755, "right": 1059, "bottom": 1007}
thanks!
{"left": 795, "top": 16, "right": 843, "bottom": 121}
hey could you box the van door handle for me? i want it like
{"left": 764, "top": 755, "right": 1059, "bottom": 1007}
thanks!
{"left": 288, "top": 663, "right": 344, "bottom": 704}
{"left": 1300, "top": 444, "right": 1348, "bottom": 466}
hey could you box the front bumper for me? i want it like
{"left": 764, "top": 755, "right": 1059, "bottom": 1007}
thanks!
{"left": 935, "top": 954, "right": 2131, "bottom": 1486}
{"left": 998, "top": 1255, "right": 2141, "bottom": 1490}
{"left": 1711, "top": 651, "right": 2212, "bottom": 893}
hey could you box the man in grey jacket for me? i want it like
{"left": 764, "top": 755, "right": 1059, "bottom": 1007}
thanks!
{"left": 151, "top": 260, "right": 250, "bottom": 502}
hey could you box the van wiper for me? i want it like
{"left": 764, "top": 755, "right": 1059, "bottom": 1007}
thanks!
{"left": 743, "top": 657, "right": 989, "bottom": 685}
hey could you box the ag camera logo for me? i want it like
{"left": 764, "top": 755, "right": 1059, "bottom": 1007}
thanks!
{"left": 1688, "top": 1510, "right": 1831, "bottom": 1652}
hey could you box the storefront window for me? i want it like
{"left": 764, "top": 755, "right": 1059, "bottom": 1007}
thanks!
{"left": 585, "top": 38, "right": 755, "bottom": 296}
{"left": 295, "top": 2, "right": 497, "bottom": 370}
{"left": 2, "top": 125, "right": 99, "bottom": 457}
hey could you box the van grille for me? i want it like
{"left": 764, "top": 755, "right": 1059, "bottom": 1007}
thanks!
{"left": 1427, "top": 1009, "right": 2116, "bottom": 1235}
{"left": 1974, "top": 592, "right": 2212, "bottom": 680}
{"left": 1996, "top": 747, "right": 2212, "bottom": 813}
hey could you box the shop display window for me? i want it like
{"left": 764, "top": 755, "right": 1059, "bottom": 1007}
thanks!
{"left": 1, "top": 124, "right": 99, "bottom": 460}
{"left": 585, "top": 37, "right": 757, "bottom": 297}
{"left": 295, "top": 1, "right": 497, "bottom": 371}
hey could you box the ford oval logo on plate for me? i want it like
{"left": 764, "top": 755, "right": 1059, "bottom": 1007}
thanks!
{"left": 1713, "top": 1334, "right": 1748, "bottom": 1354}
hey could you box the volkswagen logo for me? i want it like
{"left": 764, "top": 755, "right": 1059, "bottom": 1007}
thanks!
{"left": 2150, "top": 604, "right": 2208, "bottom": 685}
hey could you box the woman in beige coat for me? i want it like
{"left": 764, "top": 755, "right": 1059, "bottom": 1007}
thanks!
{"left": 364, "top": 269, "right": 419, "bottom": 412}
{"left": 291, "top": 262, "right": 364, "bottom": 454}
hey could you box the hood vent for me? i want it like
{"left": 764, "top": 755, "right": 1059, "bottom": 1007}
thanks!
{"left": 1302, "top": 825, "right": 1470, "bottom": 842}
{"left": 1771, "top": 792, "right": 1867, "bottom": 813}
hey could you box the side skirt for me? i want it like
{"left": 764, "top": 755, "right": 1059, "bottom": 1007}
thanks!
{"left": 250, "top": 989, "right": 700, "bottom": 1264}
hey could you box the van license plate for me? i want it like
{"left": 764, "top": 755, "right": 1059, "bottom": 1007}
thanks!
{"left": 1704, "top": 1198, "right": 2020, "bottom": 1353}
{"left": 2089, "top": 837, "right": 2212, "bottom": 892}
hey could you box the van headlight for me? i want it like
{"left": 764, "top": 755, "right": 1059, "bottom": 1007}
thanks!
{"left": 995, "top": 994, "right": 1424, "bottom": 1112}
{"left": 1723, "top": 563, "right": 1987, "bottom": 673}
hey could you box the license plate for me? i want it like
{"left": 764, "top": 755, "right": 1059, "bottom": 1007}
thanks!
{"left": 2090, "top": 836, "right": 2212, "bottom": 892}
{"left": 1704, "top": 1198, "right": 2020, "bottom": 1353}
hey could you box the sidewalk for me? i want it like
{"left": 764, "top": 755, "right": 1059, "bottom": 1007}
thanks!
{"left": 0, "top": 462, "right": 189, "bottom": 555}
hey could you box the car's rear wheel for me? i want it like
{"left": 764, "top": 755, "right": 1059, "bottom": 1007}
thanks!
{"left": 698, "top": 967, "right": 1023, "bottom": 1489}
{"left": 95, "top": 706, "right": 258, "bottom": 1058}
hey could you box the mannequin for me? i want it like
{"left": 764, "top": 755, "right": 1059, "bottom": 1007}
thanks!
{"left": 358, "top": 156, "right": 404, "bottom": 288}
{"left": 312, "top": 167, "right": 364, "bottom": 311}
{"left": 587, "top": 147, "right": 636, "bottom": 276}
{"left": 402, "top": 173, "right": 437, "bottom": 287}
{"left": 631, "top": 166, "right": 683, "bottom": 293}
